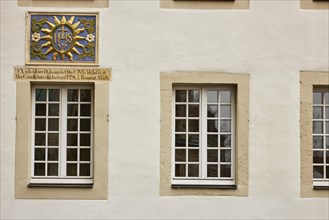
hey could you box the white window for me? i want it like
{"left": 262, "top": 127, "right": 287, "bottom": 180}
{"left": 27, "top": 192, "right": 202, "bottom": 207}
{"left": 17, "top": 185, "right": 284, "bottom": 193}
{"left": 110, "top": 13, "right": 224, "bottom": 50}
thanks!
{"left": 313, "top": 89, "right": 329, "bottom": 187}
{"left": 172, "top": 86, "right": 235, "bottom": 187}
{"left": 31, "top": 85, "right": 93, "bottom": 185}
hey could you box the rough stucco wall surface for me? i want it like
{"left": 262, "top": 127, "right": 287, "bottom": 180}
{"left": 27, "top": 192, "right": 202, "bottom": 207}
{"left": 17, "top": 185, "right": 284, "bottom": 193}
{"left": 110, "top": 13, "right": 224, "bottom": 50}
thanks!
{"left": 1, "top": 0, "right": 329, "bottom": 219}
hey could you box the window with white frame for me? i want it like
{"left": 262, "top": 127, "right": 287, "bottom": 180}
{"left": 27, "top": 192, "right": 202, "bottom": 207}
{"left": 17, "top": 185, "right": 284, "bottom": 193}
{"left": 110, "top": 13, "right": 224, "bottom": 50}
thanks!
{"left": 172, "top": 86, "right": 235, "bottom": 186}
{"left": 31, "top": 85, "right": 93, "bottom": 185}
{"left": 313, "top": 89, "right": 329, "bottom": 186}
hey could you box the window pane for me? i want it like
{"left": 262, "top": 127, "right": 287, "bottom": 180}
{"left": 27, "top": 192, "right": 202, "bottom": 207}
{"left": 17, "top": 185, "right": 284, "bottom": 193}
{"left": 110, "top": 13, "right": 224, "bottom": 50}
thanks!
{"left": 326, "top": 107, "right": 329, "bottom": 119}
{"left": 325, "top": 92, "right": 329, "bottom": 104}
{"left": 48, "top": 104, "right": 59, "bottom": 116}
{"left": 207, "top": 91, "right": 218, "bottom": 103}
{"left": 220, "top": 135, "right": 231, "bottom": 147}
{"left": 220, "top": 165, "right": 231, "bottom": 177}
{"left": 220, "top": 120, "right": 231, "bottom": 132}
{"left": 207, "top": 120, "right": 218, "bottom": 132}
{"left": 80, "top": 134, "right": 91, "bottom": 146}
{"left": 35, "top": 119, "right": 46, "bottom": 131}
{"left": 35, "top": 133, "right": 46, "bottom": 146}
{"left": 188, "top": 105, "right": 199, "bottom": 117}
{"left": 175, "top": 164, "right": 186, "bottom": 177}
{"left": 207, "top": 165, "right": 218, "bottom": 177}
{"left": 36, "top": 89, "right": 47, "bottom": 101}
{"left": 207, "top": 149, "right": 218, "bottom": 162}
{"left": 313, "top": 92, "right": 322, "bottom": 104}
{"left": 47, "top": 163, "right": 58, "bottom": 176}
{"left": 207, "top": 105, "right": 218, "bottom": 118}
{"left": 34, "top": 148, "right": 45, "bottom": 161}
{"left": 80, "top": 164, "right": 90, "bottom": 176}
{"left": 48, "top": 148, "right": 58, "bottom": 161}
{"left": 175, "top": 119, "right": 186, "bottom": 132}
{"left": 175, "top": 105, "right": 186, "bottom": 117}
{"left": 80, "top": 89, "right": 91, "bottom": 102}
{"left": 34, "top": 163, "right": 45, "bottom": 176}
{"left": 313, "top": 136, "right": 323, "bottom": 149}
{"left": 188, "top": 164, "right": 199, "bottom": 177}
{"left": 327, "top": 166, "right": 329, "bottom": 179}
{"left": 313, "top": 166, "right": 324, "bottom": 178}
{"left": 326, "top": 122, "right": 329, "bottom": 134}
{"left": 188, "top": 134, "right": 199, "bottom": 147}
{"left": 48, "top": 118, "right": 59, "bottom": 131}
{"left": 48, "top": 89, "right": 59, "bottom": 102}
{"left": 220, "top": 105, "right": 231, "bottom": 118}
{"left": 67, "top": 134, "right": 78, "bottom": 146}
{"left": 188, "top": 119, "right": 199, "bottom": 132}
{"left": 67, "top": 104, "right": 78, "bottom": 116}
{"left": 68, "top": 89, "right": 78, "bottom": 102}
{"left": 67, "top": 163, "right": 77, "bottom": 176}
{"left": 80, "top": 149, "right": 90, "bottom": 161}
{"left": 326, "top": 136, "right": 329, "bottom": 149}
{"left": 80, "top": 119, "right": 91, "bottom": 131}
{"left": 207, "top": 135, "right": 218, "bottom": 147}
{"left": 313, "top": 107, "right": 323, "bottom": 119}
{"left": 220, "top": 91, "right": 231, "bottom": 103}
{"left": 220, "top": 150, "right": 231, "bottom": 162}
{"left": 188, "top": 90, "right": 199, "bottom": 103}
{"left": 188, "top": 149, "right": 199, "bottom": 162}
{"left": 67, "top": 148, "right": 77, "bottom": 161}
{"left": 67, "top": 119, "right": 78, "bottom": 131}
{"left": 175, "top": 134, "right": 186, "bottom": 147}
{"left": 313, "top": 122, "right": 323, "bottom": 134}
{"left": 326, "top": 151, "right": 329, "bottom": 164}
{"left": 48, "top": 133, "right": 59, "bottom": 146}
{"left": 176, "top": 90, "right": 186, "bottom": 102}
{"left": 313, "top": 151, "right": 324, "bottom": 163}
{"left": 175, "top": 149, "right": 186, "bottom": 162}
{"left": 80, "top": 105, "right": 91, "bottom": 117}
{"left": 35, "top": 104, "right": 46, "bottom": 116}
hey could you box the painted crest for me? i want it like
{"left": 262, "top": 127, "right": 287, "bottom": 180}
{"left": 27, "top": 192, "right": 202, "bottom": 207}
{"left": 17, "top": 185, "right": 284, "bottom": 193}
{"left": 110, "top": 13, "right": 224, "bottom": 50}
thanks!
{"left": 27, "top": 12, "right": 98, "bottom": 66}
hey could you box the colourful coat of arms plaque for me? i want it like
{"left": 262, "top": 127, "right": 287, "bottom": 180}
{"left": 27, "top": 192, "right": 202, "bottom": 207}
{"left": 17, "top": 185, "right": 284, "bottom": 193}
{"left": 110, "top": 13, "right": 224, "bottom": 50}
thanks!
{"left": 26, "top": 12, "right": 98, "bottom": 66}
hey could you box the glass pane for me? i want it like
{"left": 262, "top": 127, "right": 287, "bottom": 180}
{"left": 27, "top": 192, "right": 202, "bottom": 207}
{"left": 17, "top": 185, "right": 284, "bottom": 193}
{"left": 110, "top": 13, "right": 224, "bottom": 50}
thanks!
{"left": 326, "top": 107, "right": 329, "bottom": 119}
{"left": 220, "top": 135, "right": 231, "bottom": 148}
{"left": 47, "top": 163, "right": 58, "bottom": 176}
{"left": 68, "top": 89, "right": 78, "bottom": 102}
{"left": 325, "top": 92, "right": 329, "bottom": 104}
{"left": 188, "top": 105, "right": 199, "bottom": 117}
{"left": 220, "top": 105, "right": 231, "bottom": 118}
{"left": 67, "top": 104, "right": 78, "bottom": 116}
{"left": 327, "top": 166, "right": 329, "bottom": 179}
{"left": 34, "top": 163, "right": 45, "bottom": 176}
{"left": 326, "top": 122, "right": 329, "bottom": 134}
{"left": 80, "top": 164, "right": 90, "bottom": 176}
{"left": 313, "top": 122, "right": 323, "bottom": 134}
{"left": 188, "top": 164, "right": 199, "bottom": 177}
{"left": 34, "top": 148, "right": 45, "bottom": 161}
{"left": 175, "top": 164, "right": 186, "bottom": 177}
{"left": 175, "top": 105, "right": 186, "bottom": 117}
{"left": 175, "top": 134, "right": 186, "bottom": 147}
{"left": 80, "top": 119, "right": 91, "bottom": 131}
{"left": 220, "top": 165, "right": 231, "bottom": 177}
{"left": 220, "top": 91, "right": 231, "bottom": 103}
{"left": 313, "top": 136, "right": 323, "bottom": 149}
{"left": 207, "top": 105, "right": 218, "bottom": 118}
{"left": 188, "top": 134, "right": 199, "bottom": 147}
{"left": 207, "top": 165, "right": 218, "bottom": 177}
{"left": 313, "top": 166, "right": 323, "bottom": 178}
{"left": 207, "top": 149, "right": 218, "bottom": 162}
{"left": 207, "top": 135, "right": 218, "bottom": 147}
{"left": 80, "top": 149, "right": 90, "bottom": 161}
{"left": 188, "top": 149, "right": 199, "bottom": 162}
{"left": 67, "top": 163, "right": 77, "bottom": 176}
{"left": 49, "top": 89, "right": 59, "bottom": 102}
{"left": 175, "top": 119, "right": 186, "bottom": 132}
{"left": 313, "top": 92, "right": 322, "bottom": 104}
{"left": 67, "top": 148, "right": 77, "bottom": 161}
{"left": 48, "top": 148, "right": 58, "bottom": 161}
{"left": 80, "top": 89, "right": 91, "bottom": 102}
{"left": 80, "top": 134, "right": 91, "bottom": 146}
{"left": 48, "top": 118, "right": 59, "bottom": 131}
{"left": 188, "top": 119, "right": 199, "bottom": 132}
{"left": 36, "top": 89, "right": 47, "bottom": 101}
{"left": 207, "top": 120, "right": 218, "bottom": 132}
{"left": 48, "top": 133, "right": 59, "bottom": 146}
{"left": 67, "top": 119, "right": 78, "bottom": 131}
{"left": 220, "top": 120, "right": 231, "bottom": 132}
{"left": 326, "top": 136, "right": 329, "bottom": 149}
{"left": 35, "top": 133, "right": 46, "bottom": 146}
{"left": 175, "top": 149, "right": 186, "bottom": 162}
{"left": 326, "top": 151, "right": 329, "bottom": 164}
{"left": 35, "top": 104, "right": 46, "bottom": 116}
{"left": 313, "top": 151, "right": 324, "bottom": 163}
{"left": 207, "top": 90, "right": 218, "bottom": 103}
{"left": 220, "top": 150, "right": 231, "bottom": 162}
{"left": 67, "top": 134, "right": 78, "bottom": 146}
{"left": 188, "top": 90, "right": 199, "bottom": 103}
{"left": 35, "top": 119, "right": 46, "bottom": 131}
{"left": 175, "top": 90, "right": 186, "bottom": 102}
{"left": 48, "top": 104, "right": 59, "bottom": 116}
{"left": 313, "top": 107, "right": 323, "bottom": 119}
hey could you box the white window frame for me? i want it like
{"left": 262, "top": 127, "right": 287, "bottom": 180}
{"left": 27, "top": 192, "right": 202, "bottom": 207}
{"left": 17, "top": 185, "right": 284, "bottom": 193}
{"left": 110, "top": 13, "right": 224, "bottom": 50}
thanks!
{"left": 171, "top": 85, "right": 236, "bottom": 186}
{"left": 31, "top": 84, "right": 94, "bottom": 185}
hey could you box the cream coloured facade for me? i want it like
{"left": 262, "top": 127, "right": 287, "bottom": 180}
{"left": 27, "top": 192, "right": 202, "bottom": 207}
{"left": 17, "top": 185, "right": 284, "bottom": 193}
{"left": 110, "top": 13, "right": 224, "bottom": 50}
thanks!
{"left": 1, "top": 0, "right": 329, "bottom": 219}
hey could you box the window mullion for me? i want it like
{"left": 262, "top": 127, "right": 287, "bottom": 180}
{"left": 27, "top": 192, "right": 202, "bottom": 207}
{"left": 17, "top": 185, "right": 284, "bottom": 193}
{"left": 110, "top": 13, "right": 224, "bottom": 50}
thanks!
{"left": 60, "top": 87, "right": 67, "bottom": 178}
{"left": 201, "top": 88, "right": 208, "bottom": 179}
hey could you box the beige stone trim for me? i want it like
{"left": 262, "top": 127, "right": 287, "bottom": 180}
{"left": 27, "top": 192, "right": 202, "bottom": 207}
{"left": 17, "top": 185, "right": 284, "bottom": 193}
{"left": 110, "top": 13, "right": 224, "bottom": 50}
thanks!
{"left": 300, "top": 0, "right": 329, "bottom": 9}
{"left": 18, "top": 0, "right": 108, "bottom": 8}
{"left": 15, "top": 80, "right": 109, "bottom": 199}
{"left": 300, "top": 71, "right": 329, "bottom": 198}
{"left": 160, "top": 71, "right": 249, "bottom": 196}
{"left": 161, "top": 0, "right": 249, "bottom": 10}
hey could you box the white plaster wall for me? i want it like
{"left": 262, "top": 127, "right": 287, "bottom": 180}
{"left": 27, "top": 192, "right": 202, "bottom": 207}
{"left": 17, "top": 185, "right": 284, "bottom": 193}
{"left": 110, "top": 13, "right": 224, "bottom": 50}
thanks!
{"left": 1, "top": 0, "right": 328, "bottom": 219}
